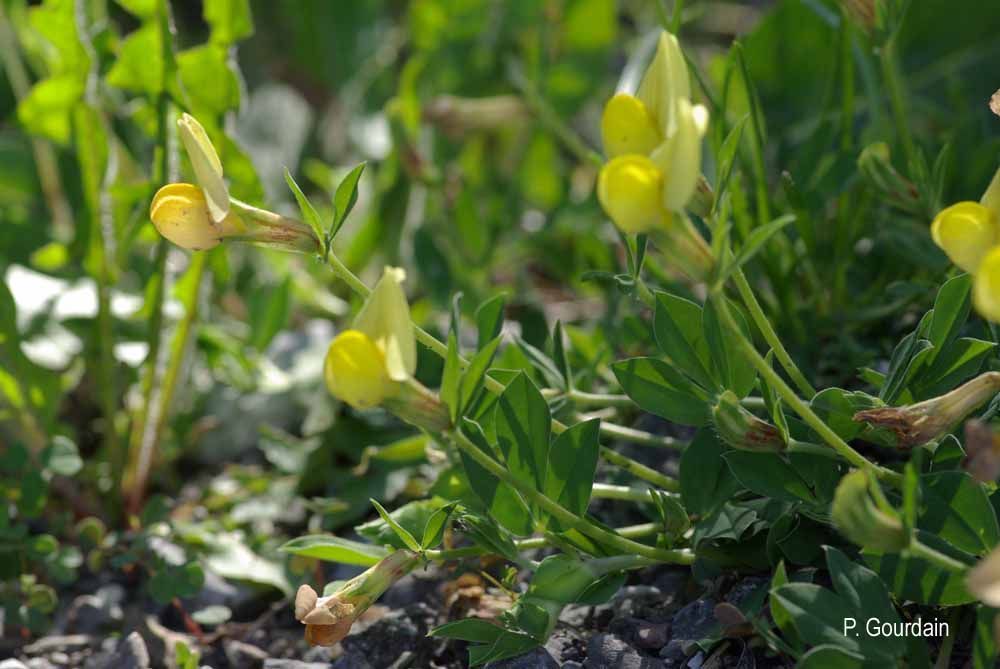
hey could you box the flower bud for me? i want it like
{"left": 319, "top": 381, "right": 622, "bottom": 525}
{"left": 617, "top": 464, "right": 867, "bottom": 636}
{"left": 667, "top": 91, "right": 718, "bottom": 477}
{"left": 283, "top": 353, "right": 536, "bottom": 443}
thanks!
{"left": 601, "top": 94, "right": 661, "bottom": 159}
{"left": 967, "top": 545, "right": 1000, "bottom": 607}
{"left": 930, "top": 201, "right": 998, "bottom": 273}
{"left": 831, "top": 469, "right": 907, "bottom": 552}
{"left": 150, "top": 183, "right": 246, "bottom": 251}
{"left": 324, "top": 330, "right": 397, "bottom": 409}
{"left": 853, "top": 372, "right": 1000, "bottom": 448}
{"left": 636, "top": 32, "right": 690, "bottom": 136}
{"left": 711, "top": 390, "right": 786, "bottom": 452}
{"left": 353, "top": 267, "right": 417, "bottom": 382}
{"left": 296, "top": 550, "right": 420, "bottom": 646}
{"left": 177, "top": 113, "right": 229, "bottom": 224}
{"left": 597, "top": 155, "right": 667, "bottom": 234}
{"left": 650, "top": 98, "right": 708, "bottom": 212}
{"left": 963, "top": 419, "right": 1000, "bottom": 484}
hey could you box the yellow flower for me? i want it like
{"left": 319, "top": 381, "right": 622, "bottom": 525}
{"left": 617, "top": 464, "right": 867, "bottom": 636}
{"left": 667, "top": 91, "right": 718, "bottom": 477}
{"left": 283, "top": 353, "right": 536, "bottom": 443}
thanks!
{"left": 324, "top": 330, "right": 395, "bottom": 409}
{"left": 324, "top": 267, "right": 417, "bottom": 409}
{"left": 353, "top": 267, "right": 417, "bottom": 382}
{"left": 596, "top": 31, "right": 709, "bottom": 234}
{"left": 597, "top": 155, "right": 666, "bottom": 233}
{"left": 974, "top": 247, "right": 1000, "bottom": 322}
{"left": 177, "top": 113, "right": 230, "bottom": 225}
{"left": 601, "top": 94, "right": 661, "bottom": 159}
{"left": 930, "top": 202, "right": 997, "bottom": 273}
{"left": 149, "top": 183, "right": 245, "bottom": 251}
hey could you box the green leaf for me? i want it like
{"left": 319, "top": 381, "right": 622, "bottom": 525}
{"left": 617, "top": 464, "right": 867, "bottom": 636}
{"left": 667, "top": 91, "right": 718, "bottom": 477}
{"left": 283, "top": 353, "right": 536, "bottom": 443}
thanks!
{"left": 796, "top": 645, "right": 864, "bottom": 669}
{"left": 106, "top": 24, "right": 165, "bottom": 95}
{"left": 809, "top": 388, "right": 883, "bottom": 442}
{"left": 926, "top": 273, "right": 972, "bottom": 359}
{"left": 421, "top": 502, "right": 457, "bottom": 550}
{"left": 703, "top": 296, "right": 756, "bottom": 397}
{"left": 430, "top": 618, "right": 505, "bottom": 643}
{"left": 475, "top": 295, "right": 506, "bottom": 349}
{"left": 203, "top": 0, "right": 253, "bottom": 45}
{"left": 772, "top": 583, "right": 896, "bottom": 661}
{"left": 370, "top": 499, "right": 421, "bottom": 552}
{"left": 278, "top": 535, "right": 389, "bottom": 566}
{"left": 494, "top": 373, "right": 551, "bottom": 494}
{"left": 458, "top": 420, "right": 533, "bottom": 536}
{"left": 973, "top": 606, "right": 999, "bottom": 669}
{"left": 862, "top": 531, "right": 975, "bottom": 606}
{"left": 825, "top": 547, "right": 904, "bottom": 656}
{"left": 17, "top": 75, "right": 84, "bottom": 144}
{"left": 653, "top": 291, "right": 715, "bottom": 391}
{"left": 543, "top": 419, "right": 600, "bottom": 523}
{"left": 41, "top": 436, "right": 82, "bottom": 477}
{"left": 915, "top": 337, "right": 995, "bottom": 399}
{"left": 284, "top": 168, "right": 325, "bottom": 255}
{"left": 680, "top": 429, "right": 741, "bottom": 516}
{"left": 330, "top": 162, "right": 367, "bottom": 240}
{"left": 177, "top": 45, "right": 241, "bottom": 115}
{"left": 769, "top": 561, "right": 800, "bottom": 649}
{"left": 611, "top": 357, "right": 711, "bottom": 426}
{"left": 723, "top": 452, "right": 818, "bottom": 505}
{"left": 457, "top": 336, "right": 502, "bottom": 418}
{"left": 248, "top": 276, "right": 291, "bottom": 350}
{"left": 918, "top": 471, "right": 999, "bottom": 555}
{"left": 715, "top": 115, "right": 748, "bottom": 202}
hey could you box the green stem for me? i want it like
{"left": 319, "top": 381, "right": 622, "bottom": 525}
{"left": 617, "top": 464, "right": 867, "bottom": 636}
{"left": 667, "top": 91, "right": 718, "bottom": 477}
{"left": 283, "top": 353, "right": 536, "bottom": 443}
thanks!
{"left": 447, "top": 429, "right": 693, "bottom": 564}
{"left": 907, "top": 539, "right": 969, "bottom": 574}
{"left": 593, "top": 420, "right": 686, "bottom": 451}
{"left": 425, "top": 522, "right": 658, "bottom": 561}
{"left": 732, "top": 268, "right": 815, "bottom": 397}
{"left": 713, "top": 294, "right": 901, "bottom": 486}
{"left": 564, "top": 389, "right": 634, "bottom": 408}
{"left": 591, "top": 482, "right": 658, "bottom": 502}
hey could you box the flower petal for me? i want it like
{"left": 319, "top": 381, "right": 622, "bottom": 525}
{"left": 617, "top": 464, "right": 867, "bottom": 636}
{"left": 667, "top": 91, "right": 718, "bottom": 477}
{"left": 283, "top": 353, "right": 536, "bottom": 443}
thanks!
{"left": 353, "top": 267, "right": 417, "bottom": 380}
{"left": 650, "top": 100, "right": 706, "bottom": 211}
{"left": 177, "top": 113, "right": 230, "bottom": 225}
{"left": 636, "top": 31, "right": 690, "bottom": 136}
{"left": 601, "top": 94, "right": 661, "bottom": 158}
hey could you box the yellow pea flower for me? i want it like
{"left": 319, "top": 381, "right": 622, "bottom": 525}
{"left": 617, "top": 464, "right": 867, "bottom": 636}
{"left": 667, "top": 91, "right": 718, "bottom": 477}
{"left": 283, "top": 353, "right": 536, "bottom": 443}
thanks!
{"left": 931, "top": 166, "right": 1000, "bottom": 274}
{"left": 974, "top": 247, "right": 1000, "bottom": 323}
{"left": 597, "top": 155, "right": 666, "bottom": 233}
{"left": 597, "top": 31, "right": 709, "bottom": 235}
{"left": 150, "top": 183, "right": 246, "bottom": 251}
{"left": 353, "top": 267, "right": 417, "bottom": 382}
{"left": 930, "top": 202, "right": 998, "bottom": 273}
{"left": 324, "top": 330, "right": 396, "bottom": 409}
{"left": 324, "top": 267, "right": 417, "bottom": 409}
{"left": 601, "top": 94, "right": 661, "bottom": 159}
{"left": 177, "top": 113, "right": 230, "bottom": 225}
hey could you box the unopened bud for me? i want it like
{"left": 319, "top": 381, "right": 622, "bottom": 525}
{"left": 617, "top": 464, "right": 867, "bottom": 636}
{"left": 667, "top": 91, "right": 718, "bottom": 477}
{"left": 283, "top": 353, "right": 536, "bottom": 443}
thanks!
{"left": 712, "top": 391, "right": 786, "bottom": 452}
{"left": 831, "top": 469, "right": 907, "bottom": 552}
{"left": 295, "top": 550, "right": 420, "bottom": 647}
{"left": 854, "top": 372, "right": 1000, "bottom": 448}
